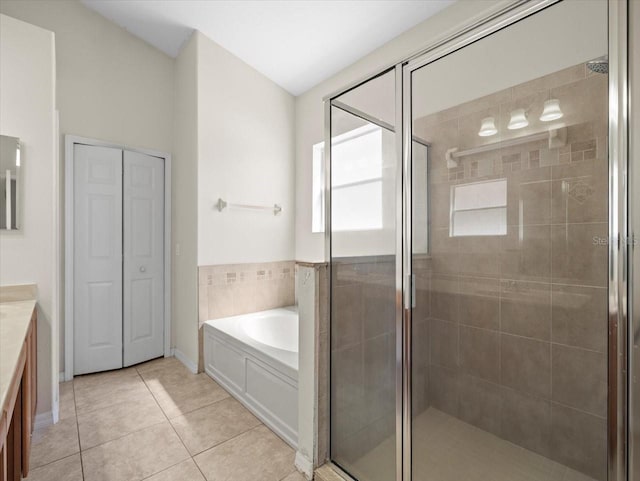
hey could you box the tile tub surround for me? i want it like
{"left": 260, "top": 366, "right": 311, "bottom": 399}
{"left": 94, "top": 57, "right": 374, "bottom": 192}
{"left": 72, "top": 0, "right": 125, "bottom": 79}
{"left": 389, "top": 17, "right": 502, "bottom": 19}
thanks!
{"left": 28, "top": 356, "right": 302, "bottom": 481}
{"left": 412, "top": 62, "right": 608, "bottom": 481}
{"left": 198, "top": 260, "right": 296, "bottom": 370}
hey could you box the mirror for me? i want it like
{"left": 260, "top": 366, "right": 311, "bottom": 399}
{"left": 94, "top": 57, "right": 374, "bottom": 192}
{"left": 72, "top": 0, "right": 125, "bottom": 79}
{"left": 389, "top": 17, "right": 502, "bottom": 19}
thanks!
{"left": 0, "top": 135, "right": 21, "bottom": 230}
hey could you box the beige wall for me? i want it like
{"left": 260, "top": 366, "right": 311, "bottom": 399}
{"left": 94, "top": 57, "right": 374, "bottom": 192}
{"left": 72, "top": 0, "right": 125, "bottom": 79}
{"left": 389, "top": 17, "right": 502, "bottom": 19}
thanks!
{"left": 0, "top": 1, "right": 174, "bottom": 154}
{"left": 172, "top": 33, "right": 199, "bottom": 369}
{"left": 0, "top": 14, "right": 57, "bottom": 416}
{"left": 196, "top": 31, "right": 295, "bottom": 266}
{"left": 0, "top": 0, "right": 175, "bottom": 377}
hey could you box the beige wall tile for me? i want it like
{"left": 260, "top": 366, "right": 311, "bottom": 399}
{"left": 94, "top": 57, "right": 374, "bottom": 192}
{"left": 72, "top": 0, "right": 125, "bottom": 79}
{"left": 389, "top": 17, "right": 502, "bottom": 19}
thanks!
{"left": 501, "top": 334, "right": 550, "bottom": 398}
{"left": 551, "top": 156, "right": 608, "bottom": 224}
{"left": 551, "top": 223, "right": 608, "bottom": 287}
{"left": 429, "top": 365, "right": 459, "bottom": 417}
{"left": 551, "top": 284, "right": 607, "bottom": 352}
{"left": 551, "top": 344, "right": 606, "bottom": 417}
{"left": 500, "top": 224, "right": 551, "bottom": 282}
{"left": 430, "top": 274, "right": 460, "bottom": 323}
{"left": 331, "top": 282, "right": 362, "bottom": 349}
{"left": 459, "top": 277, "right": 500, "bottom": 330}
{"left": 458, "top": 375, "right": 501, "bottom": 436}
{"left": 458, "top": 236, "right": 501, "bottom": 279}
{"left": 429, "top": 318, "right": 459, "bottom": 369}
{"left": 551, "top": 404, "right": 606, "bottom": 481}
{"left": 511, "top": 64, "right": 586, "bottom": 100}
{"left": 500, "top": 387, "right": 551, "bottom": 457}
{"left": 500, "top": 280, "right": 551, "bottom": 340}
{"left": 460, "top": 326, "right": 499, "bottom": 383}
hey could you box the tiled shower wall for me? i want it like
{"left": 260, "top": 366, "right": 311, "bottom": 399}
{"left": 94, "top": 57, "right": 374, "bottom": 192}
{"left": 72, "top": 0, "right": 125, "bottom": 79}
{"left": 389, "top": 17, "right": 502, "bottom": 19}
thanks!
{"left": 197, "top": 261, "right": 296, "bottom": 368}
{"left": 413, "top": 63, "right": 608, "bottom": 480}
{"left": 331, "top": 256, "right": 396, "bottom": 465}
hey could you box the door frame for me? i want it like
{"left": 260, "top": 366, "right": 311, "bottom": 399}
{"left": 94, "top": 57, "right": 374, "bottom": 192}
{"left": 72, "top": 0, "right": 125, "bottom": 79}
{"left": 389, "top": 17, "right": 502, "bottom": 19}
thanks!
{"left": 324, "top": 1, "right": 630, "bottom": 480}
{"left": 64, "top": 135, "right": 172, "bottom": 381}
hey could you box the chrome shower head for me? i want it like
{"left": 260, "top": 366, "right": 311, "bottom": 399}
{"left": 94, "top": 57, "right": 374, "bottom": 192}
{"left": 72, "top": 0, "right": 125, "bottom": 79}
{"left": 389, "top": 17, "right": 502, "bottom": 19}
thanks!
{"left": 587, "top": 56, "right": 608, "bottom": 74}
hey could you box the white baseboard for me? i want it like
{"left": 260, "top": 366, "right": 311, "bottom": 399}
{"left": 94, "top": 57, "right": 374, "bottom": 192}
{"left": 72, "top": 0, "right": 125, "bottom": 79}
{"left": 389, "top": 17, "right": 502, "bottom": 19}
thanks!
{"left": 34, "top": 411, "right": 54, "bottom": 430}
{"left": 295, "top": 451, "right": 314, "bottom": 480}
{"left": 172, "top": 348, "right": 197, "bottom": 374}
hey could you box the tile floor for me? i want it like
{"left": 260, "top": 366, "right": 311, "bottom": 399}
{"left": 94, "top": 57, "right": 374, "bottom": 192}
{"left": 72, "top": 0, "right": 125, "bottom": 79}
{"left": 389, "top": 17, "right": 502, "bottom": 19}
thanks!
{"left": 27, "top": 357, "right": 305, "bottom": 481}
{"left": 347, "top": 408, "right": 597, "bottom": 481}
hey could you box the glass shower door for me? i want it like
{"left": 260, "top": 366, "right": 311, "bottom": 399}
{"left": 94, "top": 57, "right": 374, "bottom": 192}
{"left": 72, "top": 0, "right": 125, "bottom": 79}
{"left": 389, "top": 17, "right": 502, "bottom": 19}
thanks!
{"left": 409, "top": 1, "right": 609, "bottom": 480}
{"left": 329, "top": 69, "right": 398, "bottom": 481}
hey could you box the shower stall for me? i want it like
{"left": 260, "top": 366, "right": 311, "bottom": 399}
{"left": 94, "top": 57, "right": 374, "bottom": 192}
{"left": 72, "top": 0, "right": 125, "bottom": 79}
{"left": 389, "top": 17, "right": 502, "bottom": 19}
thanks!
{"left": 325, "top": 1, "right": 632, "bottom": 481}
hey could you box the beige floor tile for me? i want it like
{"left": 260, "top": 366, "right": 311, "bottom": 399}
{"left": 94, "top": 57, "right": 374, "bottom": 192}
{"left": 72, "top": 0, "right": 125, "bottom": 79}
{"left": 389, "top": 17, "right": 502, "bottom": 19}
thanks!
{"left": 146, "top": 373, "right": 230, "bottom": 419}
{"left": 171, "top": 396, "right": 261, "bottom": 454}
{"left": 74, "top": 370, "right": 150, "bottom": 414}
{"left": 26, "top": 453, "right": 83, "bottom": 481}
{"left": 82, "top": 421, "right": 190, "bottom": 481}
{"left": 144, "top": 458, "right": 206, "bottom": 481}
{"left": 58, "top": 381, "right": 76, "bottom": 421}
{"left": 136, "top": 356, "right": 183, "bottom": 374}
{"left": 30, "top": 417, "right": 80, "bottom": 469}
{"left": 281, "top": 470, "right": 307, "bottom": 481}
{"left": 73, "top": 366, "right": 139, "bottom": 391}
{"left": 194, "top": 425, "right": 295, "bottom": 481}
{"left": 78, "top": 390, "right": 167, "bottom": 449}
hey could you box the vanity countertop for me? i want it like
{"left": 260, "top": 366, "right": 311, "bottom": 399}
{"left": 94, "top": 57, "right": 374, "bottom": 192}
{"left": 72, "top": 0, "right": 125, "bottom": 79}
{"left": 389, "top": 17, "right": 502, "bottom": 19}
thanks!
{"left": 0, "top": 299, "right": 36, "bottom": 412}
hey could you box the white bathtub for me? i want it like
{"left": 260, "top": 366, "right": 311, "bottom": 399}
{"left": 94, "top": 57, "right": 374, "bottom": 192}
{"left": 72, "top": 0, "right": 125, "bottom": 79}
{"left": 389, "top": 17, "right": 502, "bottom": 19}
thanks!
{"left": 203, "top": 306, "right": 298, "bottom": 448}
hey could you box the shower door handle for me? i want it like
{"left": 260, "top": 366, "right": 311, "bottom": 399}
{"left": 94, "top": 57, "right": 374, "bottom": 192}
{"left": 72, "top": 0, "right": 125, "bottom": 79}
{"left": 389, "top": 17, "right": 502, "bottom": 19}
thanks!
{"left": 405, "top": 274, "right": 415, "bottom": 309}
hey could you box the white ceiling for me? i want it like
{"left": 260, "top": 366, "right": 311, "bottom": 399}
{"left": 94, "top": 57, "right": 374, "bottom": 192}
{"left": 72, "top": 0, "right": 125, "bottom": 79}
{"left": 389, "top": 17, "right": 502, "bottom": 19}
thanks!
{"left": 81, "top": 0, "right": 454, "bottom": 96}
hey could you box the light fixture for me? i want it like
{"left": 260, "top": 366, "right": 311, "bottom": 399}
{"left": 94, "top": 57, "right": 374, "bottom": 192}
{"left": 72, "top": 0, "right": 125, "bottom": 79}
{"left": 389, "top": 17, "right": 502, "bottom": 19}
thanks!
{"left": 478, "top": 117, "right": 497, "bottom": 137}
{"left": 508, "top": 109, "right": 529, "bottom": 130}
{"left": 15, "top": 145, "right": 20, "bottom": 167}
{"left": 540, "top": 98, "right": 563, "bottom": 121}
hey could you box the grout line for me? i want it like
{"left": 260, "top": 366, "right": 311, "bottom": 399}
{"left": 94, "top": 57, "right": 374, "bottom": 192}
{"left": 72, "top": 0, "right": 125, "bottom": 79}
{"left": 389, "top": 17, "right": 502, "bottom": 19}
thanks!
{"left": 79, "top": 419, "right": 167, "bottom": 454}
{"left": 136, "top": 361, "right": 254, "bottom": 479}
{"left": 138, "top": 458, "right": 192, "bottom": 481}
{"left": 71, "top": 380, "right": 86, "bottom": 481}
{"left": 187, "top": 417, "right": 264, "bottom": 457}
{"left": 29, "top": 452, "right": 81, "bottom": 472}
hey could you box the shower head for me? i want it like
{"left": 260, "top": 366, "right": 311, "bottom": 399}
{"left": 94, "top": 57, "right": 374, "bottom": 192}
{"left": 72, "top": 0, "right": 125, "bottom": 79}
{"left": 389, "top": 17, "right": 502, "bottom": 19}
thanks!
{"left": 587, "top": 56, "right": 608, "bottom": 74}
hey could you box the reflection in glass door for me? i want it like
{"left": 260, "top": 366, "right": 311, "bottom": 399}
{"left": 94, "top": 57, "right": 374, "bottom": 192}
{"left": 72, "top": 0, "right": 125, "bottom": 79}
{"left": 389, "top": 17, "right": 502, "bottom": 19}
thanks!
{"left": 327, "top": 1, "right": 625, "bottom": 481}
{"left": 330, "top": 69, "right": 398, "bottom": 481}
{"left": 409, "top": 1, "right": 609, "bottom": 480}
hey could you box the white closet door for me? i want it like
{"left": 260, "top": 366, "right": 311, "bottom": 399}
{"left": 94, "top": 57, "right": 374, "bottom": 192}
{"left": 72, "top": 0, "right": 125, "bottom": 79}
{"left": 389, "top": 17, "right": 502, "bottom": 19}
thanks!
{"left": 74, "top": 144, "right": 123, "bottom": 375}
{"left": 123, "top": 150, "right": 164, "bottom": 367}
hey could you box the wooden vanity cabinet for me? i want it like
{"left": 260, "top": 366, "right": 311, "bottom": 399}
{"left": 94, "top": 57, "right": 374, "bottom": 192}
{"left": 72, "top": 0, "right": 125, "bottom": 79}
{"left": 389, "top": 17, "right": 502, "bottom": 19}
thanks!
{"left": 0, "top": 308, "right": 37, "bottom": 481}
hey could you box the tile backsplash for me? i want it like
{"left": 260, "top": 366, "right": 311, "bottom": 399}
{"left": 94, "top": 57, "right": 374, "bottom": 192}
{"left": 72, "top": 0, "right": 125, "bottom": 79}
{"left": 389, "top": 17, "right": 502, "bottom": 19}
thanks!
{"left": 198, "top": 260, "right": 296, "bottom": 328}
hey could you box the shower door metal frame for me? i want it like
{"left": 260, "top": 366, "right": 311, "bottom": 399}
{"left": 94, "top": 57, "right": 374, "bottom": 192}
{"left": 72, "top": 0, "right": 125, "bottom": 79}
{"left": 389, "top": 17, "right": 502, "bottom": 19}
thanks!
{"left": 324, "top": 1, "right": 630, "bottom": 480}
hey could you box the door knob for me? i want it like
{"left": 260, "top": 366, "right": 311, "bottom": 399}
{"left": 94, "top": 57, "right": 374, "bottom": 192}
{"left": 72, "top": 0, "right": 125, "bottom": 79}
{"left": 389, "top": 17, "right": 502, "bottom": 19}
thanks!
{"left": 139, "top": 266, "right": 146, "bottom": 273}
